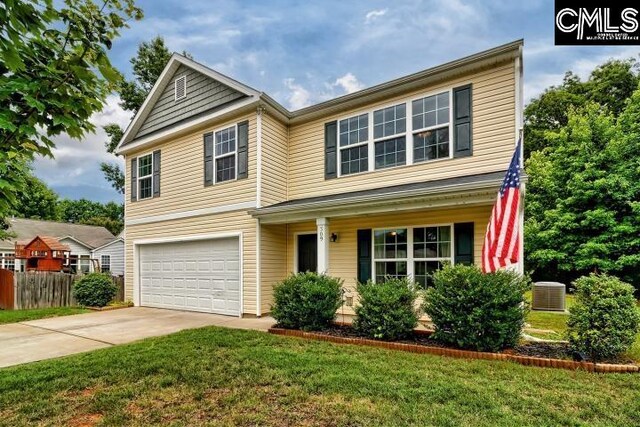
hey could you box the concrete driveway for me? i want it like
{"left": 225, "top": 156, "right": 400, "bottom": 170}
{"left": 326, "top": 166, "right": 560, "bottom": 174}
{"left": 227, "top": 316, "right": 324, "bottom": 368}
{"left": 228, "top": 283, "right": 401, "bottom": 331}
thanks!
{"left": 0, "top": 307, "right": 274, "bottom": 368}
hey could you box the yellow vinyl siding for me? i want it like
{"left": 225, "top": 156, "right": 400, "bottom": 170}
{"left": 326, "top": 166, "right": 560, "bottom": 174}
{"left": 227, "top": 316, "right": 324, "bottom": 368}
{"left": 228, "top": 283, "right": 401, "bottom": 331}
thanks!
{"left": 125, "top": 112, "right": 257, "bottom": 221}
{"left": 260, "top": 112, "right": 288, "bottom": 206}
{"left": 287, "top": 61, "right": 515, "bottom": 200}
{"left": 124, "top": 210, "right": 257, "bottom": 315}
{"left": 259, "top": 223, "right": 287, "bottom": 314}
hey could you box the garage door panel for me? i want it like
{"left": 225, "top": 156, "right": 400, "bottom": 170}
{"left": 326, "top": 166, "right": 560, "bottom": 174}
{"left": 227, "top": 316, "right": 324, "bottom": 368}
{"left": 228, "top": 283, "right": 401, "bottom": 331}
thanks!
{"left": 139, "top": 237, "right": 240, "bottom": 315}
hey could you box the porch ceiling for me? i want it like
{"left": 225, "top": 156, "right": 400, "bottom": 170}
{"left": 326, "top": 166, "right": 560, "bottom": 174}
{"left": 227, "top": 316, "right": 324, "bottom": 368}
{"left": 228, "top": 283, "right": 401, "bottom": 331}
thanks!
{"left": 251, "top": 171, "right": 520, "bottom": 224}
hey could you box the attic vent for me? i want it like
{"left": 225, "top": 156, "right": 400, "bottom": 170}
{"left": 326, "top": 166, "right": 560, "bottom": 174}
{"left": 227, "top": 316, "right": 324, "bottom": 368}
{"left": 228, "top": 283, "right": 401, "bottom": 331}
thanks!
{"left": 532, "top": 282, "right": 566, "bottom": 312}
{"left": 175, "top": 75, "right": 187, "bottom": 101}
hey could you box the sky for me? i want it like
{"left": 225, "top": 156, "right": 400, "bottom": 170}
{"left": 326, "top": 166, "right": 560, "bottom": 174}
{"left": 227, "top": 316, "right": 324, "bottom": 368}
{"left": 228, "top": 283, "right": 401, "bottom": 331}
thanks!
{"left": 33, "top": 0, "right": 640, "bottom": 203}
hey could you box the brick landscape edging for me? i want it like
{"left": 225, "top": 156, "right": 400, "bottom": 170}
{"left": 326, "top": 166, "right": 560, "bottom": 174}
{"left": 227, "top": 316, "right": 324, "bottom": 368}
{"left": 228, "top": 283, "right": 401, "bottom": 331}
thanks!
{"left": 268, "top": 328, "right": 639, "bottom": 373}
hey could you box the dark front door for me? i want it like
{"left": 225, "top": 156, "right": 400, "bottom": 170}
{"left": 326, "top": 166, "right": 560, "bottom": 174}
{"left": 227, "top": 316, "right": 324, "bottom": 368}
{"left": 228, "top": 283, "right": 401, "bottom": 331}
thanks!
{"left": 297, "top": 234, "right": 317, "bottom": 273}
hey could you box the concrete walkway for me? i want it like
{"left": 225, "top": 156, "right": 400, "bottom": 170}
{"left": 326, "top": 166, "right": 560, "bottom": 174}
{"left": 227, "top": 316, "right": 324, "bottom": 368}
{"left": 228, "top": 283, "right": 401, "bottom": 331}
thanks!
{"left": 0, "top": 307, "right": 274, "bottom": 368}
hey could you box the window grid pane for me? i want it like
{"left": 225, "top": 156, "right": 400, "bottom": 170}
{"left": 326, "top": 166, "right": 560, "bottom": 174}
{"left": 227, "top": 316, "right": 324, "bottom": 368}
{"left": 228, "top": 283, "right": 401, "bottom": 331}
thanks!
{"left": 375, "top": 261, "right": 408, "bottom": 283}
{"left": 412, "top": 92, "right": 449, "bottom": 131}
{"left": 139, "top": 176, "right": 152, "bottom": 199}
{"left": 374, "top": 136, "right": 406, "bottom": 169}
{"left": 215, "top": 127, "right": 236, "bottom": 156}
{"left": 138, "top": 154, "right": 152, "bottom": 178}
{"left": 413, "top": 226, "right": 451, "bottom": 289}
{"left": 413, "top": 127, "right": 449, "bottom": 162}
{"left": 373, "top": 104, "right": 406, "bottom": 139}
{"left": 373, "top": 228, "right": 407, "bottom": 260}
{"left": 340, "top": 145, "right": 368, "bottom": 175}
{"left": 339, "top": 114, "right": 368, "bottom": 147}
{"left": 216, "top": 155, "right": 236, "bottom": 182}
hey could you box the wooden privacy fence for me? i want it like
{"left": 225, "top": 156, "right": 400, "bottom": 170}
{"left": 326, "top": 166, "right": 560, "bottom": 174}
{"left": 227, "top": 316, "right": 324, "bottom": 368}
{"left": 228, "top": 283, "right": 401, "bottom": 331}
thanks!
{"left": 0, "top": 271, "right": 125, "bottom": 310}
{"left": 0, "top": 269, "right": 14, "bottom": 310}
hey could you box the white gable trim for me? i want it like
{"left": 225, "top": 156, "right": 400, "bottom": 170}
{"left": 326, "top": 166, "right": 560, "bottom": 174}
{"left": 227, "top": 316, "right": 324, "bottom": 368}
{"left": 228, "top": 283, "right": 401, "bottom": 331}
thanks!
{"left": 116, "top": 53, "right": 261, "bottom": 153}
{"left": 59, "top": 235, "right": 93, "bottom": 250}
{"left": 91, "top": 237, "right": 124, "bottom": 253}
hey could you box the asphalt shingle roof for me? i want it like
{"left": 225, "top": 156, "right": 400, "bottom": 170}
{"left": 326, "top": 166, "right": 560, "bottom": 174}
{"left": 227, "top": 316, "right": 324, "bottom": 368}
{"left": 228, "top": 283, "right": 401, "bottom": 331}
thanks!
{"left": 0, "top": 218, "right": 116, "bottom": 251}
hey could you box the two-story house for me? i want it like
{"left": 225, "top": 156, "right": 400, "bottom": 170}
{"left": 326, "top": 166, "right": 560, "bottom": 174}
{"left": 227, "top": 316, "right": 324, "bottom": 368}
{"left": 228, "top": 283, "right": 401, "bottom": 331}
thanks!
{"left": 116, "top": 40, "right": 524, "bottom": 317}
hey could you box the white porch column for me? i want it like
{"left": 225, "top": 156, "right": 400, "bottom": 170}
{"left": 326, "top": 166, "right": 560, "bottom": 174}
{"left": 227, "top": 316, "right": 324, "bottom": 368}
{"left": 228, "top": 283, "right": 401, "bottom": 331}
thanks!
{"left": 316, "top": 217, "right": 329, "bottom": 274}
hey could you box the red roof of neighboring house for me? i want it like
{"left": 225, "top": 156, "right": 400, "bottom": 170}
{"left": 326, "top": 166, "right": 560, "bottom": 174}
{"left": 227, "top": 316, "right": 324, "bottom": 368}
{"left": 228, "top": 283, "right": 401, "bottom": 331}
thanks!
{"left": 24, "top": 236, "right": 71, "bottom": 252}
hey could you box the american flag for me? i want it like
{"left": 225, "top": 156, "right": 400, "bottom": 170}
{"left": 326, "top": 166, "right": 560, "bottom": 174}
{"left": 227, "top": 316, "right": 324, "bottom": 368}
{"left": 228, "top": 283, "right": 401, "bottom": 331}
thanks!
{"left": 482, "top": 139, "right": 522, "bottom": 273}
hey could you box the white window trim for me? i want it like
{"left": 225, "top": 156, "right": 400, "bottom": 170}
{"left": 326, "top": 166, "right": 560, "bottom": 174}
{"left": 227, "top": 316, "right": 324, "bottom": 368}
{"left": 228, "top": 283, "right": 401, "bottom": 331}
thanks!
{"left": 371, "top": 223, "right": 454, "bottom": 283}
{"left": 211, "top": 124, "right": 239, "bottom": 185}
{"left": 101, "top": 254, "right": 111, "bottom": 272}
{"left": 136, "top": 152, "right": 154, "bottom": 200}
{"left": 175, "top": 75, "right": 187, "bottom": 101}
{"left": 336, "top": 85, "right": 465, "bottom": 178}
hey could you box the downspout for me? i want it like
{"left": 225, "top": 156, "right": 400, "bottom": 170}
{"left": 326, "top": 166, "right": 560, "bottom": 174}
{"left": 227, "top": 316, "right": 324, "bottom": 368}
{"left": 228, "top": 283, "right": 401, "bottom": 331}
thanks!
{"left": 256, "top": 106, "right": 264, "bottom": 317}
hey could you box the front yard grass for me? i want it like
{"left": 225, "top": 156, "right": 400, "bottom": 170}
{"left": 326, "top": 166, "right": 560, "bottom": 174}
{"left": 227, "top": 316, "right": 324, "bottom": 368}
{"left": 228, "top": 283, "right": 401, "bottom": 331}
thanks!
{"left": 1, "top": 326, "right": 639, "bottom": 426}
{"left": 0, "top": 307, "right": 90, "bottom": 325}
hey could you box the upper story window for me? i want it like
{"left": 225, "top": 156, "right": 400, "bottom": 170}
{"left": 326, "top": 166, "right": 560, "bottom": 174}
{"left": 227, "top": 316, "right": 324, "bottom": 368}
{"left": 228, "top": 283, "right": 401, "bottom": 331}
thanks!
{"left": 339, "top": 114, "right": 369, "bottom": 175}
{"left": 215, "top": 126, "right": 236, "bottom": 183}
{"left": 412, "top": 92, "right": 451, "bottom": 162}
{"left": 175, "top": 75, "right": 187, "bottom": 101}
{"left": 329, "top": 84, "right": 470, "bottom": 180}
{"left": 137, "top": 153, "right": 153, "bottom": 200}
{"left": 373, "top": 104, "right": 406, "bottom": 170}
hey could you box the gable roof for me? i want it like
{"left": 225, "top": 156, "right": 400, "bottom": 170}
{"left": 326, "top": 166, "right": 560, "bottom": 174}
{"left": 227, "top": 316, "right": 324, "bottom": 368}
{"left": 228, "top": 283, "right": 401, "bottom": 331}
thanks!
{"left": 91, "top": 236, "right": 124, "bottom": 252}
{"left": 1, "top": 218, "right": 117, "bottom": 251}
{"left": 118, "top": 53, "right": 264, "bottom": 150}
{"left": 116, "top": 39, "right": 523, "bottom": 155}
{"left": 24, "top": 236, "right": 71, "bottom": 252}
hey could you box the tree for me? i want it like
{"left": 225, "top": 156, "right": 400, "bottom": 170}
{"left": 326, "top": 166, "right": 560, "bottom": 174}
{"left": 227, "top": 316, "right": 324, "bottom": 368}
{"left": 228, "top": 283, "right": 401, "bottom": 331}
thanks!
{"left": 524, "top": 99, "right": 640, "bottom": 290}
{"left": 80, "top": 216, "right": 122, "bottom": 235}
{"left": 9, "top": 173, "right": 59, "bottom": 220}
{"left": 524, "top": 59, "right": 639, "bottom": 157}
{"left": 0, "top": 0, "right": 143, "bottom": 240}
{"left": 100, "top": 36, "right": 181, "bottom": 193}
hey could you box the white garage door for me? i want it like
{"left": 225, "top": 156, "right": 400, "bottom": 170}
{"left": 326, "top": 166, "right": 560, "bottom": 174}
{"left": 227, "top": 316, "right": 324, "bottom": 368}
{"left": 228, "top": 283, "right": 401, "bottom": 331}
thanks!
{"left": 139, "top": 238, "right": 240, "bottom": 316}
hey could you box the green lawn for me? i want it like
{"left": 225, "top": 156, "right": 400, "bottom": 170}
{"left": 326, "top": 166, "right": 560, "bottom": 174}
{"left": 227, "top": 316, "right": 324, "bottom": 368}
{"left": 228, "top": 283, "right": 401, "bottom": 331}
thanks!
{"left": 0, "top": 307, "right": 90, "bottom": 325}
{"left": 1, "top": 327, "right": 639, "bottom": 426}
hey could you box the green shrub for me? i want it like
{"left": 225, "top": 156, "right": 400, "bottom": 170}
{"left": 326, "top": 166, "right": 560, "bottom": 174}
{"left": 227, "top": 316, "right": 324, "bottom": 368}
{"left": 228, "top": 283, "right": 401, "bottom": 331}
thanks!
{"left": 424, "top": 264, "right": 530, "bottom": 352}
{"left": 73, "top": 273, "right": 117, "bottom": 307}
{"left": 353, "top": 278, "right": 420, "bottom": 340}
{"left": 567, "top": 274, "right": 640, "bottom": 362}
{"left": 271, "top": 272, "right": 343, "bottom": 331}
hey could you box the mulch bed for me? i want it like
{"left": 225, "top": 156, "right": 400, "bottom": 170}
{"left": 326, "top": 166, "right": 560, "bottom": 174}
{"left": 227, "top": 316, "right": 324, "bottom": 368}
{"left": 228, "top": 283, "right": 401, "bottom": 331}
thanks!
{"left": 270, "top": 324, "right": 639, "bottom": 373}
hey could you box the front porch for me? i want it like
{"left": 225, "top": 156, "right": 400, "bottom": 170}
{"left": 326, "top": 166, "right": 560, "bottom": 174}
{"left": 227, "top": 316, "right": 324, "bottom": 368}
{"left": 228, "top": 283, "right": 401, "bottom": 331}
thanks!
{"left": 252, "top": 171, "right": 522, "bottom": 316}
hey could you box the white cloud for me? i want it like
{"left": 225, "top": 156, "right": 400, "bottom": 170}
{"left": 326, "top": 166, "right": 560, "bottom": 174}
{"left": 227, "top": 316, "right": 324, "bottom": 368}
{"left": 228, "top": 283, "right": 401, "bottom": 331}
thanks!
{"left": 334, "top": 72, "right": 365, "bottom": 94}
{"left": 283, "top": 78, "right": 312, "bottom": 110}
{"left": 32, "top": 95, "right": 131, "bottom": 199}
{"left": 365, "top": 9, "right": 387, "bottom": 24}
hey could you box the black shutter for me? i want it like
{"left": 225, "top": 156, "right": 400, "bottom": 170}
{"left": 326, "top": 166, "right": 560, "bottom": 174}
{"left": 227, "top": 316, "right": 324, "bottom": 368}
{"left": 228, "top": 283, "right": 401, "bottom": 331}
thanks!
{"left": 152, "top": 150, "right": 161, "bottom": 197}
{"left": 130, "top": 158, "right": 137, "bottom": 202}
{"left": 204, "top": 132, "right": 213, "bottom": 186}
{"left": 453, "top": 84, "right": 472, "bottom": 158}
{"left": 454, "top": 222, "right": 474, "bottom": 265}
{"left": 237, "top": 120, "right": 249, "bottom": 179}
{"left": 325, "top": 121, "right": 337, "bottom": 179}
{"left": 357, "top": 229, "right": 372, "bottom": 283}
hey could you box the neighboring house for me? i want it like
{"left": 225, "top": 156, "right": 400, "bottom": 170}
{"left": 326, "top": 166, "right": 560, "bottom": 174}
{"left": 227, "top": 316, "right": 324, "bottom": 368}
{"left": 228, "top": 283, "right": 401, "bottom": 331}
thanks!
{"left": 0, "top": 218, "right": 124, "bottom": 275}
{"left": 116, "top": 40, "right": 525, "bottom": 318}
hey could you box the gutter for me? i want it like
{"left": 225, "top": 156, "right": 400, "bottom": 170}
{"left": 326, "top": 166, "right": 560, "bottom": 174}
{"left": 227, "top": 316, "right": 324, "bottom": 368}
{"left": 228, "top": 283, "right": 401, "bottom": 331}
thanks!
{"left": 250, "top": 173, "right": 525, "bottom": 218}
